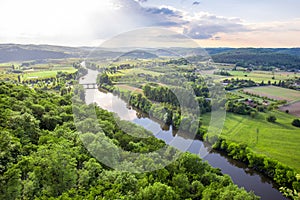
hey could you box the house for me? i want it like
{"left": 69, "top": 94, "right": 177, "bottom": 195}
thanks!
{"left": 244, "top": 99, "right": 257, "bottom": 108}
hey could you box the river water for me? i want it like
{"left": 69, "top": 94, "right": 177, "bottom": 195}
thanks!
{"left": 81, "top": 69, "right": 287, "bottom": 200}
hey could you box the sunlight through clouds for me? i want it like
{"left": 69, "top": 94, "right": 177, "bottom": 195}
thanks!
{"left": 0, "top": 0, "right": 299, "bottom": 47}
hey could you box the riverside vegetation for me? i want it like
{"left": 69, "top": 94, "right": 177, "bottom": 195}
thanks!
{"left": 0, "top": 81, "right": 260, "bottom": 199}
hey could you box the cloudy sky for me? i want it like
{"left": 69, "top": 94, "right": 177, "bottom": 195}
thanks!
{"left": 0, "top": 0, "right": 299, "bottom": 47}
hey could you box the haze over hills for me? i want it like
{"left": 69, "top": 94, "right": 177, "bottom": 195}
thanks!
{"left": 0, "top": 44, "right": 120, "bottom": 62}
{"left": 1, "top": 44, "right": 300, "bottom": 70}
{"left": 0, "top": 44, "right": 73, "bottom": 63}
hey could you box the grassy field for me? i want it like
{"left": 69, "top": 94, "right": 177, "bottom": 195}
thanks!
{"left": 243, "top": 86, "right": 300, "bottom": 102}
{"left": 227, "top": 90, "right": 277, "bottom": 103}
{"left": 232, "top": 70, "right": 295, "bottom": 81}
{"left": 207, "top": 85, "right": 300, "bottom": 170}
{"left": 115, "top": 84, "right": 143, "bottom": 94}
{"left": 203, "top": 110, "right": 300, "bottom": 171}
{"left": 113, "top": 68, "right": 162, "bottom": 77}
{"left": 0, "top": 58, "right": 78, "bottom": 80}
{"left": 215, "top": 70, "right": 297, "bottom": 84}
{"left": 23, "top": 68, "right": 77, "bottom": 80}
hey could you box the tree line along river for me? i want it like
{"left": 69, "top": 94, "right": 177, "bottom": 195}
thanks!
{"left": 81, "top": 69, "right": 287, "bottom": 200}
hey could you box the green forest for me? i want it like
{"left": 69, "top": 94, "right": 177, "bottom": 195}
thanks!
{"left": 211, "top": 48, "right": 300, "bottom": 70}
{"left": 0, "top": 82, "right": 259, "bottom": 199}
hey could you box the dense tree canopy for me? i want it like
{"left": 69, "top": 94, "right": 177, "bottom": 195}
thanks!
{"left": 0, "top": 82, "right": 259, "bottom": 199}
{"left": 211, "top": 49, "right": 300, "bottom": 70}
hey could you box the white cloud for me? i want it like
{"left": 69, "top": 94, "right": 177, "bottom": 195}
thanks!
{"left": 0, "top": 0, "right": 299, "bottom": 47}
{"left": 0, "top": 0, "right": 121, "bottom": 45}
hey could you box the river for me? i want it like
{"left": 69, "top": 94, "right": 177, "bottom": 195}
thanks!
{"left": 81, "top": 69, "right": 287, "bottom": 200}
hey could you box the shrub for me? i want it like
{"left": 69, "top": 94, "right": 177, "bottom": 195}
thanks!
{"left": 292, "top": 119, "right": 300, "bottom": 128}
{"left": 267, "top": 115, "right": 277, "bottom": 123}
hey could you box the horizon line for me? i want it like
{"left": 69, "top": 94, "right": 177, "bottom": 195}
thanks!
{"left": 1, "top": 43, "right": 300, "bottom": 49}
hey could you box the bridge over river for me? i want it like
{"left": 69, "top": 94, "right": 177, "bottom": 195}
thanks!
{"left": 80, "top": 83, "right": 98, "bottom": 89}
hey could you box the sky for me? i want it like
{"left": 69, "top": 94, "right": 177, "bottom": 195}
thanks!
{"left": 0, "top": 0, "right": 299, "bottom": 47}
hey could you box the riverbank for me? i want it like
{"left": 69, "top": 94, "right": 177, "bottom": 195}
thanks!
{"left": 86, "top": 81, "right": 287, "bottom": 199}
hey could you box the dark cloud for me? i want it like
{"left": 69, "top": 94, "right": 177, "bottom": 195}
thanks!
{"left": 145, "top": 7, "right": 182, "bottom": 18}
{"left": 92, "top": 0, "right": 249, "bottom": 41}
{"left": 139, "top": 4, "right": 249, "bottom": 39}
{"left": 145, "top": 7, "right": 178, "bottom": 17}
{"left": 193, "top": 1, "right": 200, "bottom": 5}
{"left": 143, "top": 7, "right": 185, "bottom": 27}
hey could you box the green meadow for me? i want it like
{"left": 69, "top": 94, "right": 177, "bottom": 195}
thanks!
{"left": 23, "top": 68, "right": 77, "bottom": 80}
{"left": 113, "top": 68, "right": 163, "bottom": 77}
{"left": 203, "top": 110, "right": 300, "bottom": 171}
{"left": 243, "top": 86, "right": 300, "bottom": 102}
{"left": 217, "top": 70, "right": 297, "bottom": 84}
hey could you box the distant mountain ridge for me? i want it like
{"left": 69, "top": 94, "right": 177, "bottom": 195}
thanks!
{"left": 210, "top": 48, "right": 300, "bottom": 70}
{"left": 0, "top": 44, "right": 78, "bottom": 62}
{"left": 1, "top": 44, "right": 300, "bottom": 71}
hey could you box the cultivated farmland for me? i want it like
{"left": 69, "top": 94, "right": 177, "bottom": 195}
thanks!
{"left": 243, "top": 86, "right": 300, "bottom": 102}
{"left": 279, "top": 101, "right": 300, "bottom": 117}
